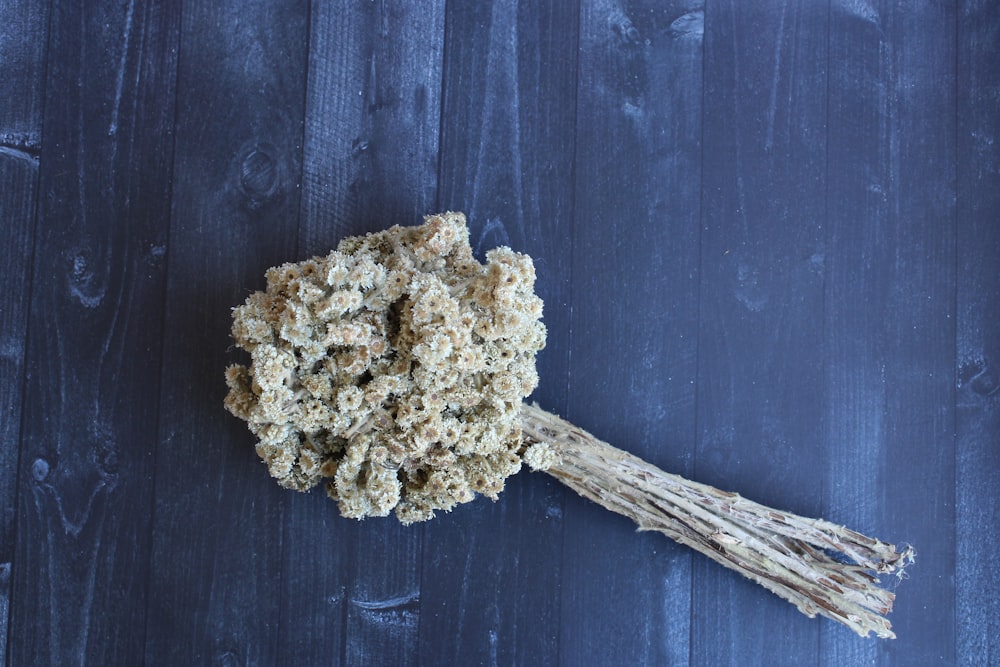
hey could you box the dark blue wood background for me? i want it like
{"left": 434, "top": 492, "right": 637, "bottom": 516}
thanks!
{"left": 2, "top": 1, "right": 998, "bottom": 665}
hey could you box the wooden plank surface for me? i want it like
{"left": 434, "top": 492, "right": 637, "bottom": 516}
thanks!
{"left": 9, "top": 1, "right": 179, "bottom": 663}
{"left": 562, "top": 2, "right": 702, "bottom": 664}
{"left": 821, "top": 4, "right": 896, "bottom": 660}
{"left": 825, "top": 2, "right": 958, "bottom": 663}
{"left": 1, "top": 1, "right": 997, "bottom": 664}
{"left": 957, "top": 0, "right": 1000, "bottom": 663}
{"left": 0, "top": 1, "right": 49, "bottom": 663}
{"left": 278, "top": 2, "right": 445, "bottom": 664}
{"left": 418, "top": 2, "right": 577, "bottom": 664}
{"left": 144, "top": 0, "right": 308, "bottom": 663}
{"left": 694, "top": 2, "right": 828, "bottom": 662}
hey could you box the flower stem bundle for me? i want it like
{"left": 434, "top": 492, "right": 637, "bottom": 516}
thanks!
{"left": 519, "top": 403, "right": 912, "bottom": 638}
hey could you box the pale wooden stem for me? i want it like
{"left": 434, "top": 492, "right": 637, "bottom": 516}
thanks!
{"left": 518, "top": 403, "right": 914, "bottom": 639}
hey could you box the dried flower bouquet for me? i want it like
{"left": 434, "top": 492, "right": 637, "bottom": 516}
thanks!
{"left": 225, "top": 213, "right": 913, "bottom": 638}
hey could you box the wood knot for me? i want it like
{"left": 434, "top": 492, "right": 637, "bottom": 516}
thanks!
{"left": 670, "top": 10, "right": 704, "bottom": 38}
{"left": 67, "top": 251, "right": 107, "bottom": 308}
{"left": 970, "top": 364, "right": 999, "bottom": 397}
{"left": 237, "top": 143, "right": 281, "bottom": 209}
{"left": 212, "top": 649, "right": 242, "bottom": 667}
{"left": 961, "top": 359, "right": 999, "bottom": 397}
{"left": 31, "top": 458, "right": 50, "bottom": 482}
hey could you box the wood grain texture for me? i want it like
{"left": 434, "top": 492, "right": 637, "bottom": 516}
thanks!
{"left": 278, "top": 2, "right": 445, "bottom": 664}
{"left": 694, "top": 2, "right": 828, "bottom": 662}
{"left": 563, "top": 1, "right": 703, "bottom": 664}
{"left": 144, "top": 0, "right": 307, "bottom": 663}
{"left": 298, "top": 0, "right": 445, "bottom": 253}
{"left": 825, "top": 1, "right": 957, "bottom": 664}
{"left": 0, "top": 1, "right": 48, "bottom": 662}
{"left": 957, "top": 1, "right": 1000, "bottom": 664}
{"left": 418, "top": 2, "right": 577, "bottom": 664}
{"left": 822, "top": 3, "right": 897, "bottom": 663}
{"left": 9, "top": 1, "right": 179, "bottom": 664}
{"left": 0, "top": 1, "right": 996, "bottom": 664}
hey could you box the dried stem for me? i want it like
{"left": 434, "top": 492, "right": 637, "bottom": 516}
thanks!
{"left": 519, "top": 403, "right": 914, "bottom": 639}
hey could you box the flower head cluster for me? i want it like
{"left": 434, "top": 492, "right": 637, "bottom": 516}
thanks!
{"left": 224, "top": 212, "right": 546, "bottom": 523}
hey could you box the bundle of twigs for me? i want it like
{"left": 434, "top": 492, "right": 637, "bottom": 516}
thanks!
{"left": 519, "top": 403, "right": 913, "bottom": 638}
